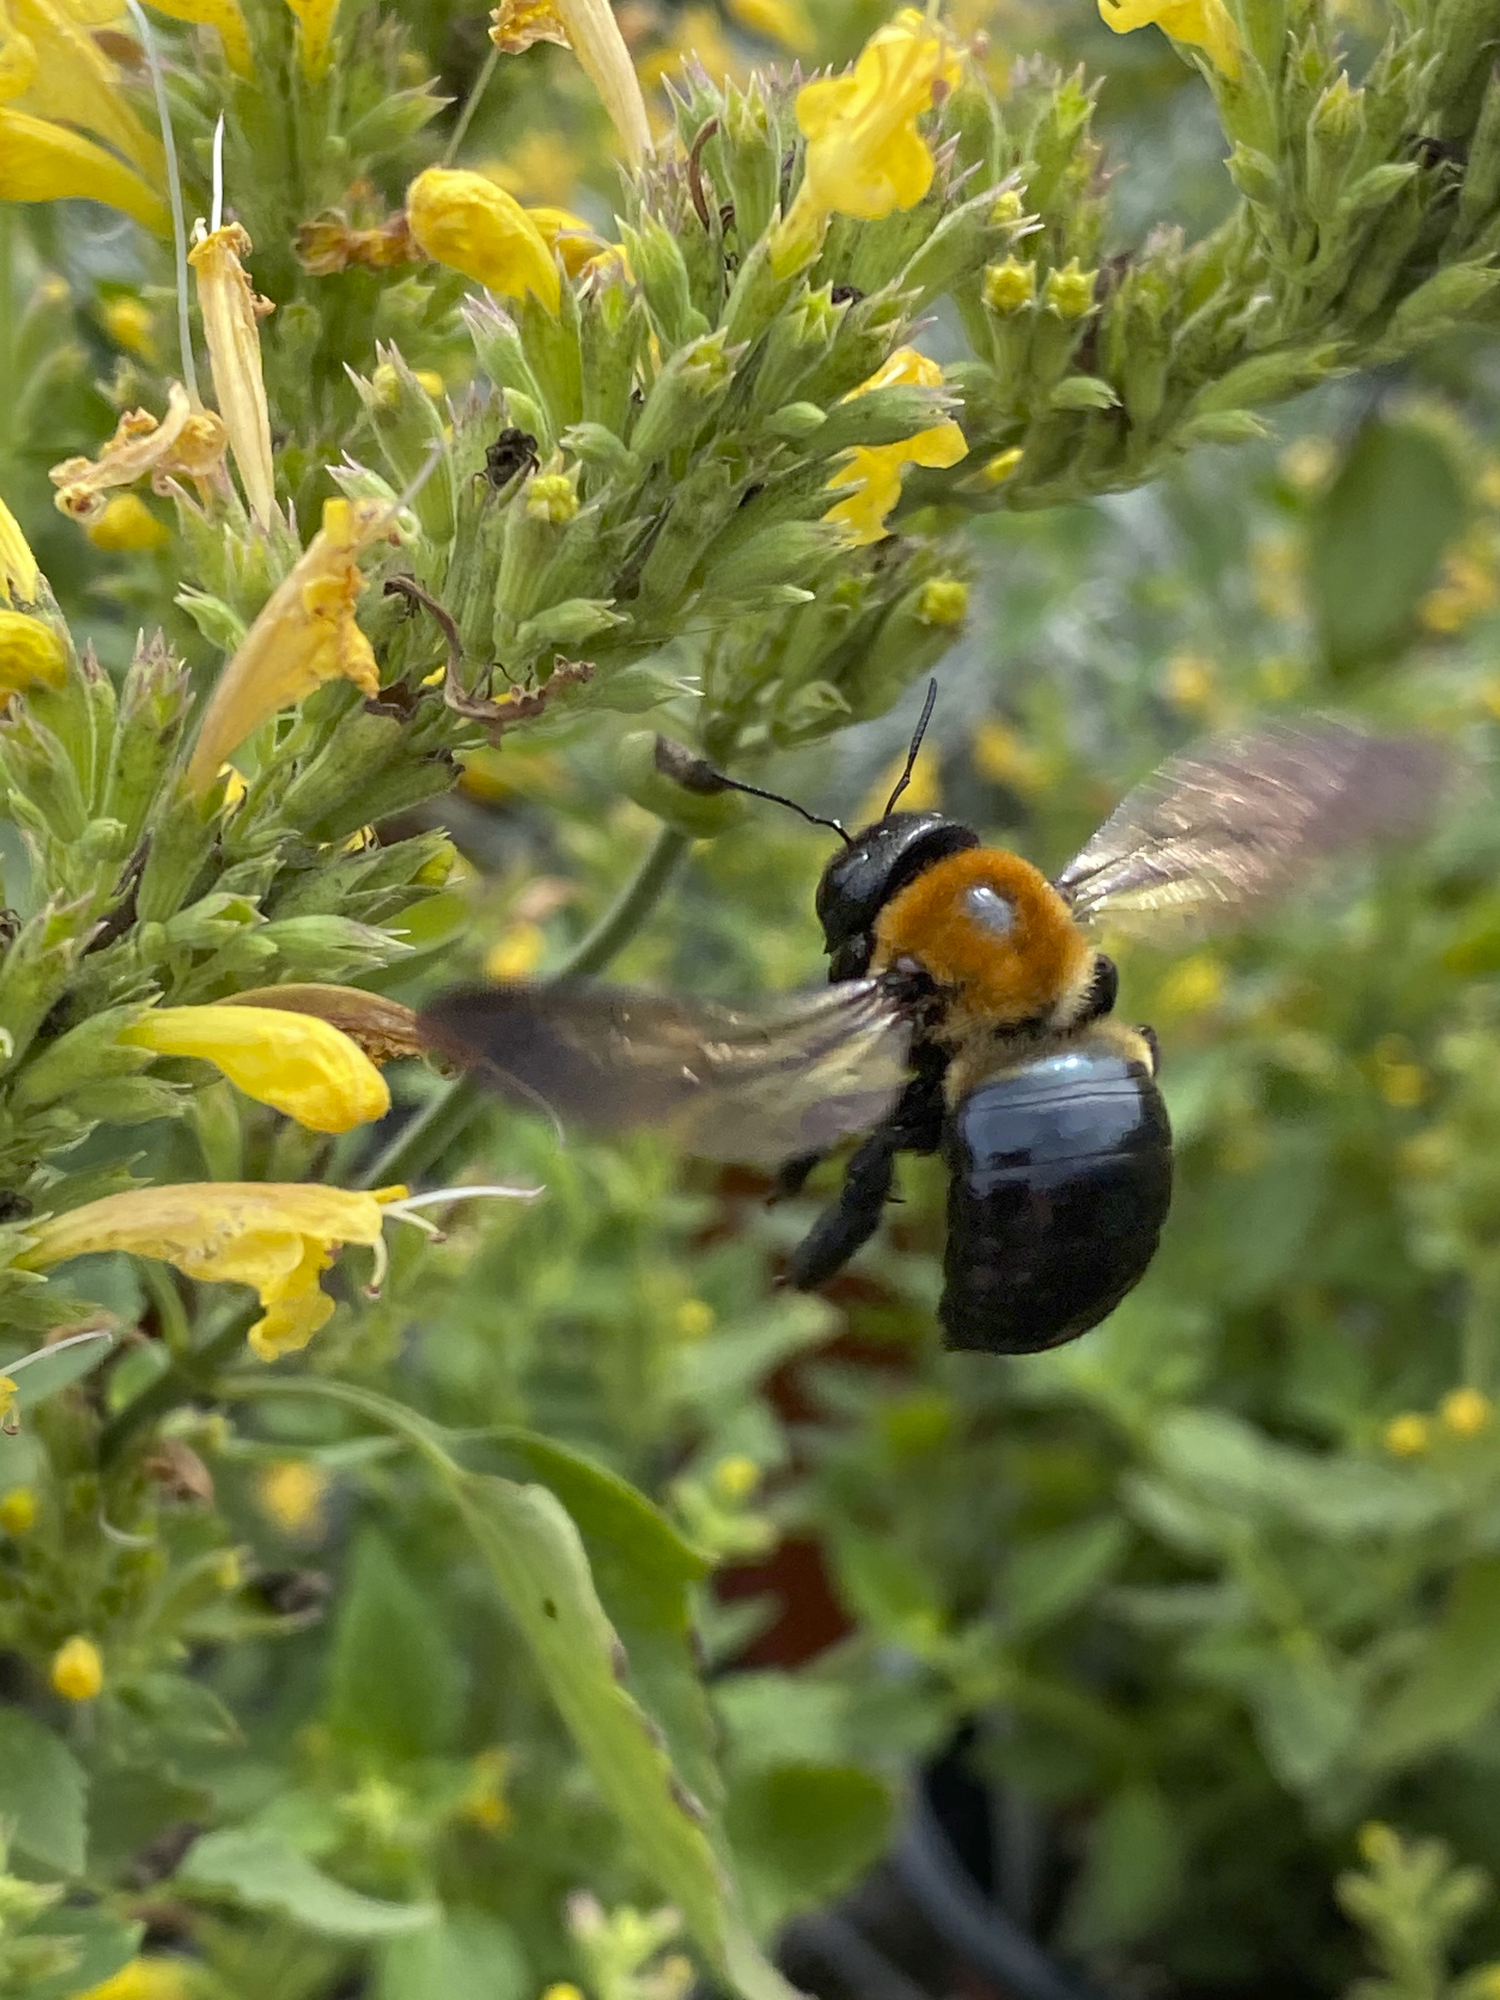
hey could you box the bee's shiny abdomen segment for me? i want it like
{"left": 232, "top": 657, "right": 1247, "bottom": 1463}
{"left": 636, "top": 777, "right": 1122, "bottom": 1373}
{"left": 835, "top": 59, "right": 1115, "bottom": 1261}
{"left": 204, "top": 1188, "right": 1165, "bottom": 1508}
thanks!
{"left": 939, "top": 1045, "right": 1172, "bottom": 1354}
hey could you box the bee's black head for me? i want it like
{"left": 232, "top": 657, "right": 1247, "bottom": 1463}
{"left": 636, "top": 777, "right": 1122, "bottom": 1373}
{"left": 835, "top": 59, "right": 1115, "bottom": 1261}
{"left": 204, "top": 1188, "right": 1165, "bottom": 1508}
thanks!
{"left": 815, "top": 810, "right": 979, "bottom": 981}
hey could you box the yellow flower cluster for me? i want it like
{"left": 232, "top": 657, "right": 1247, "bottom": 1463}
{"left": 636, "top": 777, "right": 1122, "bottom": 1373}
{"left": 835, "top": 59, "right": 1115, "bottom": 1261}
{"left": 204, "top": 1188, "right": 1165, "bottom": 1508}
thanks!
{"left": 1383, "top": 1387, "right": 1493, "bottom": 1458}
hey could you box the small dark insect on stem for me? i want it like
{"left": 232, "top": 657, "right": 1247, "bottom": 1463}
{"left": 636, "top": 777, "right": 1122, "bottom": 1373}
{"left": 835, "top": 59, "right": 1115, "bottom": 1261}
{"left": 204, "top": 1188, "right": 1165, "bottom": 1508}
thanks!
{"left": 687, "top": 117, "right": 719, "bottom": 233}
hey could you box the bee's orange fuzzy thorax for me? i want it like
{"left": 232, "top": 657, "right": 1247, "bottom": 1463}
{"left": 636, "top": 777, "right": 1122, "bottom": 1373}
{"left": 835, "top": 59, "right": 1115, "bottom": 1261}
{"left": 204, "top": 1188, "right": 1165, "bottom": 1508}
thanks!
{"left": 871, "top": 848, "right": 1091, "bottom": 1029}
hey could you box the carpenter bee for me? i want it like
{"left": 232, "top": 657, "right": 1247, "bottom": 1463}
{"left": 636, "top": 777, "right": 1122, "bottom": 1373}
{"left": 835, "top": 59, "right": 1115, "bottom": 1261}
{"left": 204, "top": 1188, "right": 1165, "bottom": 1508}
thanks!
{"left": 422, "top": 701, "right": 1447, "bottom": 1354}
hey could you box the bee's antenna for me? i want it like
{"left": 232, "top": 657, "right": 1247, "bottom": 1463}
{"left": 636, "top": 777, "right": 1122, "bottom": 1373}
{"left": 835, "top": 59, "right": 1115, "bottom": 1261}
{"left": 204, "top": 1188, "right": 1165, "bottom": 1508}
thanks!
{"left": 652, "top": 737, "right": 853, "bottom": 845}
{"left": 883, "top": 679, "right": 940, "bottom": 816}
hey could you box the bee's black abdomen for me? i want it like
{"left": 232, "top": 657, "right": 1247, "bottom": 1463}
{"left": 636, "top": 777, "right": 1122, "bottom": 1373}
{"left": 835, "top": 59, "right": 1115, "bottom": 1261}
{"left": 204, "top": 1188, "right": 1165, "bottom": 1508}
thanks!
{"left": 940, "top": 1044, "right": 1172, "bottom": 1354}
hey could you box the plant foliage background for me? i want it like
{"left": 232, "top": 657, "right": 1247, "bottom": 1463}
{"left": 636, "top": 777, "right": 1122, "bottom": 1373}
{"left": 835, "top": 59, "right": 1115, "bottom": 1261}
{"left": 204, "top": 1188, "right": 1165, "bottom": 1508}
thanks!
{"left": 5, "top": 0, "right": 1500, "bottom": 1995}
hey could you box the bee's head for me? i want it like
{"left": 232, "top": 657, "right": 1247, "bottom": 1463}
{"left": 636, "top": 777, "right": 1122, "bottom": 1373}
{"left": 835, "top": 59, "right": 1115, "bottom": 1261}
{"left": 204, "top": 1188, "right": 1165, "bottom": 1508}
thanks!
{"left": 816, "top": 811, "right": 979, "bottom": 981}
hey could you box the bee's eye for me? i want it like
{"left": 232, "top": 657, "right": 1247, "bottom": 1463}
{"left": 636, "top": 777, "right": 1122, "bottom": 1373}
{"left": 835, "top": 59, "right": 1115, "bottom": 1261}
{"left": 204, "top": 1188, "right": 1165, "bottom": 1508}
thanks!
{"left": 964, "top": 884, "right": 1016, "bottom": 936}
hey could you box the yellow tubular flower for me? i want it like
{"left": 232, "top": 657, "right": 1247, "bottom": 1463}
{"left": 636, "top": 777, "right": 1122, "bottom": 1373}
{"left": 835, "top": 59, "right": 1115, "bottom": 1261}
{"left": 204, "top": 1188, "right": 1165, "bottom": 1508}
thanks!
{"left": 528, "top": 204, "right": 606, "bottom": 276}
{"left": 282, "top": 0, "right": 337, "bottom": 80}
{"left": 0, "top": 105, "right": 168, "bottom": 232}
{"left": 146, "top": 0, "right": 252, "bottom": 77}
{"left": 5, "top": 0, "right": 164, "bottom": 179}
{"left": 489, "top": 0, "right": 650, "bottom": 167}
{"left": 120, "top": 1005, "right": 391, "bottom": 1133}
{"left": 0, "top": 491, "right": 40, "bottom": 602}
{"left": 225, "top": 983, "right": 425, "bottom": 1062}
{"left": 87, "top": 492, "right": 169, "bottom": 550}
{"left": 0, "top": 609, "right": 67, "bottom": 690}
{"left": 185, "top": 496, "right": 391, "bottom": 794}
{"left": 405, "top": 168, "right": 561, "bottom": 312}
{"left": 771, "top": 8, "right": 961, "bottom": 277}
{"left": 189, "top": 223, "right": 277, "bottom": 525}
{"left": 22, "top": 1182, "right": 405, "bottom": 1361}
{"left": 824, "top": 347, "right": 967, "bottom": 545}
{"left": 1097, "top": 0, "right": 1243, "bottom": 79}
{"left": 50, "top": 1633, "right": 104, "bottom": 1700}
{"left": 50, "top": 382, "right": 228, "bottom": 521}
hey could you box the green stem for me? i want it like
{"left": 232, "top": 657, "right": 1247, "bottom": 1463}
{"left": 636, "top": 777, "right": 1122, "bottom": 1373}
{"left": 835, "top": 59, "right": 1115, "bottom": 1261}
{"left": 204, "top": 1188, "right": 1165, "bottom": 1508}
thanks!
{"left": 442, "top": 43, "right": 501, "bottom": 166}
{"left": 554, "top": 824, "right": 690, "bottom": 980}
{"left": 97, "top": 1304, "right": 253, "bottom": 1465}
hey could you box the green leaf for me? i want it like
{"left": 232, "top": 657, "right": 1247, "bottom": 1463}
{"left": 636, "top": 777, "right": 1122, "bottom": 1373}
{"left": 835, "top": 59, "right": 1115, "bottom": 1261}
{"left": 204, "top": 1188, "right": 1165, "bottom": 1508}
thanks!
{"left": 1308, "top": 415, "right": 1467, "bottom": 673}
{"left": 376, "top": 1911, "right": 529, "bottom": 2000}
{"left": 178, "top": 1828, "right": 437, "bottom": 1938}
{"left": 3, "top": 1327, "right": 114, "bottom": 1409}
{"left": 1059, "top": 1784, "right": 1184, "bottom": 1952}
{"left": 24, "top": 1909, "right": 141, "bottom": 2000}
{"left": 1363, "top": 1558, "right": 1500, "bottom": 1769}
{"left": 0, "top": 1707, "right": 88, "bottom": 1876}
{"left": 725, "top": 1764, "right": 893, "bottom": 1933}
{"left": 325, "top": 1532, "right": 463, "bottom": 1764}
{"left": 1001, "top": 1516, "right": 1129, "bottom": 1639}
{"left": 455, "top": 1474, "right": 798, "bottom": 2000}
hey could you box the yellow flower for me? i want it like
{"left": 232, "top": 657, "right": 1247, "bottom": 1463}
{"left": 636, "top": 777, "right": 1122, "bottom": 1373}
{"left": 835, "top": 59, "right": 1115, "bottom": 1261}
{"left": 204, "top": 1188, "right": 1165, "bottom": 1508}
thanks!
{"left": 70, "top": 1958, "right": 194, "bottom": 2000}
{"left": 0, "top": 608, "right": 66, "bottom": 690}
{"left": 50, "top": 382, "right": 227, "bottom": 522}
{"left": 50, "top": 1633, "right": 103, "bottom": 1700}
{"left": 973, "top": 446, "right": 1023, "bottom": 489}
{"left": 823, "top": 347, "right": 967, "bottom": 545}
{"left": 257, "top": 1456, "right": 330, "bottom": 1533}
{"left": 102, "top": 294, "right": 157, "bottom": 360}
{"left": 147, "top": 0, "right": 252, "bottom": 75}
{"left": 541, "top": 1987, "right": 586, "bottom": 2000}
{"left": 770, "top": 8, "right": 961, "bottom": 276}
{"left": 21, "top": 1181, "right": 406, "bottom": 1361}
{"left": 0, "top": 1484, "right": 37, "bottom": 1533}
{"left": 1164, "top": 648, "right": 1215, "bottom": 712}
{"left": 188, "top": 223, "right": 277, "bottom": 526}
{"left": 1097, "top": 0, "right": 1243, "bottom": 79}
{"left": 972, "top": 719, "right": 1047, "bottom": 794}
{"left": 1156, "top": 952, "right": 1224, "bottom": 1014}
{"left": 484, "top": 922, "right": 546, "bottom": 980}
{"left": 0, "top": 104, "right": 167, "bottom": 233}
{"left": 1440, "top": 1387, "right": 1493, "bottom": 1437}
{"left": 2, "top": 0, "right": 164, "bottom": 179}
{"left": 405, "top": 168, "right": 561, "bottom": 312}
{"left": 120, "top": 1005, "right": 390, "bottom": 1134}
{"left": 528, "top": 204, "right": 606, "bottom": 276}
{"left": 1383, "top": 1413, "right": 1430, "bottom": 1458}
{"left": 224, "top": 983, "right": 425, "bottom": 1062}
{"left": 282, "top": 0, "right": 337, "bottom": 78}
{"left": 87, "top": 493, "right": 169, "bottom": 551}
{"left": 489, "top": 0, "right": 650, "bottom": 167}
{"left": 1044, "top": 258, "right": 1097, "bottom": 320}
{"left": 185, "top": 496, "right": 391, "bottom": 794}
{"left": 674, "top": 1297, "right": 714, "bottom": 1340}
{"left": 725, "top": 0, "right": 814, "bottom": 55}
{"left": 0, "top": 490, "right": 39, "bottom": 602}
{"left": 710, "top": 1455, "right": 760, "bottom": 1502}
{"left": 458, "top": 1747, "right": 512, "bottom": 1832}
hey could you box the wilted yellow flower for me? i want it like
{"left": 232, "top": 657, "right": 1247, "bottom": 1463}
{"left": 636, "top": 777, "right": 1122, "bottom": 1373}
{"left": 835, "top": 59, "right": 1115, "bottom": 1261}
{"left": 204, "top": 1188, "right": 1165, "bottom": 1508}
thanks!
{"left": 726, "top": 0, "right": 814, "bottom": 54}
{"left": 71, "top": 1957, "right": 193, "bottom": 2000}
{"left": 185, "top": 496, "right": 392, "bottom": 793}
{"left": 489, "top": 0, "right": 650, "bottom": 166}
{"left": 406, "top": 168, "right": 561, "bottom": 312}
{"left": 50, "top": 1633, "right": 104, "bottom": 1700}
{"left": 257, "top": 1456, "right": 330, "bottom": 1533}
{"left": 0, "top": 491, "right": 39, "bottom": 602}
{"left": 1384, "top": 1413, "right": 1430, "bottom": 1458}
{"left": 189, "top": 223, "right": 277, "bottom": 527}
{"left": 282, "top": 0, "right": 337, "bottom": 78}
{"left": 87, "top": 493, "right": 170, "bottom": 551}
{"left": 1441, "top": 1387, "right": 1493, "bottom": 1437}
{"left": 824, "top": 347, "right": 967, "bottom": 545}
{"left": 50, "top": 382, "right": 228, "bottom": 522}
{"left": 121, "top": 1005, "right": 390, "bottom": 1133}
{"left": 0, "top": 609, "right": 66, "bottom": 691}
{"left": 0, "top": 105, "right": 168, "bottom": 233}
{"left": 770, "top": 9, "right": 961, "bottom": 276}
{"left": 484, "top": 922, "right": 546, "bottom": 979}
{"left": 22, "top": 1181, "right": 405, "bottom": 1361}
{"left": 225, "top": 984, "right": 425, "bottom": 1062}
{"left": 146, "top": 0, "right": 252, "bottom": 73}
{"left": 1097, "top": 0, "right": 1242, "bottom": 79}
{"left": 0, "top": 1485, "right": 36, "bottom": 1533}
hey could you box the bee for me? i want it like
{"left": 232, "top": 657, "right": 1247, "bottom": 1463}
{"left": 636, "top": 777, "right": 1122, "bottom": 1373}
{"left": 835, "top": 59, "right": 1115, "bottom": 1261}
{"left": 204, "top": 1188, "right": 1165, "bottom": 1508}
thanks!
{"left": 421, "top": 702, "right": 1447, "bottom": 1355}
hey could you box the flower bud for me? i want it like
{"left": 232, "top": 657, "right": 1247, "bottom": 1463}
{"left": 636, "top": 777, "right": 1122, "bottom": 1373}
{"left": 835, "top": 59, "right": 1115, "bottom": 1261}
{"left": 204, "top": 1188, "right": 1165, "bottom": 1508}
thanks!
{"left": 612, "top": 732, "right": 743, "bottom": 836}
{"left": 618, "top": 217, "right": 708, "bottom": 351}
{"left": 51, "top": 1634, "right": 103, "bottom": 1701}
{"left": 0, "top": 1486, "right": 37, "bottom": 1534}
{"left": 86, "top": 493, "right": 169, "bottom": 552}
{"left": 406, "top": 169, "right": 560, "bottom": 314}
{"left": 983, "top": 257, "right": 1037, "bottom": 315}
{"left": 352, "top": 349, "right": 454, "bottom": 542}
{"left": 629, "top": 329, "right": 740, "bottom": 464}
{"left": 0, "top": 611, "right": 66, "bottom": 693}
{"left": 1044, "top": 259, "right": 1098, "bottom": 321}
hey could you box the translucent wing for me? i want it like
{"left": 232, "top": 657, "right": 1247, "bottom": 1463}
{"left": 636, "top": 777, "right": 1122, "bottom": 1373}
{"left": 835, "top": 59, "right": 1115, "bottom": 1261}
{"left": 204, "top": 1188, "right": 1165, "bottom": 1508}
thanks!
{"left": 420, "top": 977, "right": 912, "bottom": 1166}
{"left": 1054, "top": 719, "right": 1450, "bottom": 942}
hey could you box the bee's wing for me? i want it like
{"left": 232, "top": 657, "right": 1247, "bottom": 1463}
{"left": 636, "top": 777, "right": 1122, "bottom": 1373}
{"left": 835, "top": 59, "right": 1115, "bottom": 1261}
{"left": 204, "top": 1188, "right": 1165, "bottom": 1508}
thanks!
{"left": 1054, "top": 719, "right": 1450, "bottom": 942}
{"left": 420, "top": 977, "right": 912, "bottom": 1166}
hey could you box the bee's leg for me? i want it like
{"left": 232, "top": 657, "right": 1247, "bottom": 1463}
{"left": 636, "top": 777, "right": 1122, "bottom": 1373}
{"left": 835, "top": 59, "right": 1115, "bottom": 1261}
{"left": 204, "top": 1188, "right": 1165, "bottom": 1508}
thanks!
{"left": 785, "top": 1124, "right": 900, "bottom": 1291}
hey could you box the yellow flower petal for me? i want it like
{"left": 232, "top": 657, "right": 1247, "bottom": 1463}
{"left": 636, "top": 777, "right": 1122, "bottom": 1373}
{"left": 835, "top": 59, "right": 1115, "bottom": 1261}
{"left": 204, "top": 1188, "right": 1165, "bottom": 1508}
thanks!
{"left": 188, "top": 223, "right": 277, "bottom": 525}
{"left": 771, "top": 8, "right": 960, "bottom": 276}
{"left": 185, "top": 495, "right": 391, "bottom": 793}
{"left": 0, "top": 490, "right": 40, "bottom": 602}
{"left": 86, "top": 492, "right": 169, "bottom": 550}
{"left": 528, "top": 203, "right": 606, "bottom": 276}
{"left": 490, "top": 0, "right": 649, "bottom": 167}
{"left": 1097, "top": 0, "right": 1242, "bottom": 79}
{"left": 405, "top": 167, "right": 561, "bottom": 312}
{"left": 823, "top": 347, "right": 967, "bottom": 543}
{"left": 282, "top": 0, "right": 337, "bottom": 78}
{"left": 49, "top": 382, "right": 228, "bottom": 522}
{"left": 121, "top": 1005, "right": 391, "bottom": 1133}
{"left": 0, "top": 608, "right": 67, "bottom": 690}
{"left": 0, "top": 104, "right": 167, "bottom": 232}
{"left": 145, "top": 0, "right": 252, "bottom": 76}
{"left": 6, "top": 0, "right": 164, "bottom": 177}
{"left": 22, "top": 1181, "right": 403, "bottom": 1362}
